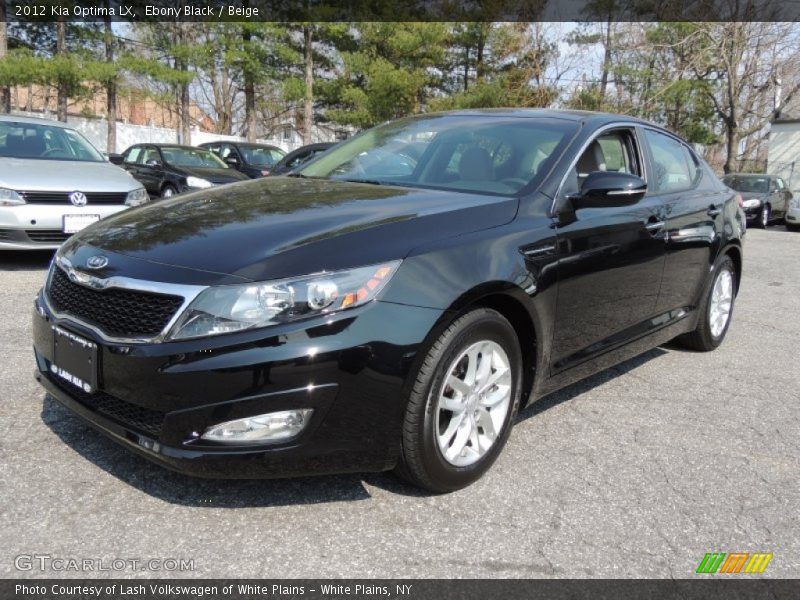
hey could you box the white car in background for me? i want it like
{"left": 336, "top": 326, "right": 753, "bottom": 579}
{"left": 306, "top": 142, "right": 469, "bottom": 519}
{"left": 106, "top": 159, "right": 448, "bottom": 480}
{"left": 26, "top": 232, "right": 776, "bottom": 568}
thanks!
{"left": 0, "top": 115, "right": 148, "bottom": 250}
{"left": 786, "top": 192, "right": 800, "bottom": 231}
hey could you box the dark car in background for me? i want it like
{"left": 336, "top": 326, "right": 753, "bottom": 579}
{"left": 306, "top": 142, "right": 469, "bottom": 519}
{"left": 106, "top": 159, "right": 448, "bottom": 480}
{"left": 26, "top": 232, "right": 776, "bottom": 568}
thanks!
{"left": 33, "top": 110, "right": 744, "bottom": 492}
{"left": 722, "top": 173, "right": 792, "bottom": 228}
{"left": 117, "top": 144, "right": 249, "bottom": 198}
{"left": 198, "top": 141, "right": 286, "bottom": 178}
{"left": 270, "top": 142, "right": 334, "bottom": 175}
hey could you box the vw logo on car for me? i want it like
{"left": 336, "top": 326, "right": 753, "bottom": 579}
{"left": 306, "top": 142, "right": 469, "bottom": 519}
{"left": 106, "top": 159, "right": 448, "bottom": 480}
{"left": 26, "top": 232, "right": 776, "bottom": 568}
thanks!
{"left": 69, "top": 191, "right": 88, "bottom": 207}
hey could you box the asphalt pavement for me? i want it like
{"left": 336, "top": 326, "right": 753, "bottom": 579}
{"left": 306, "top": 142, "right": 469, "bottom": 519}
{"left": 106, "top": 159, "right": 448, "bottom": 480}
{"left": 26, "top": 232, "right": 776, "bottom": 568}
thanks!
{"left": 1, "top": 227, "right": 798, "bottom": 579}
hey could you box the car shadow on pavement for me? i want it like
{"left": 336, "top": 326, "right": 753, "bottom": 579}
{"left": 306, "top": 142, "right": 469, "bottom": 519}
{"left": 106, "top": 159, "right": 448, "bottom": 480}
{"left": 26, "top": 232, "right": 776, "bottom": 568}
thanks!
{"left": 41, "top": 347, "right": 670, "bottom": 505}
{"left": 0, "top": 250, "right": 54, "bottom": 271}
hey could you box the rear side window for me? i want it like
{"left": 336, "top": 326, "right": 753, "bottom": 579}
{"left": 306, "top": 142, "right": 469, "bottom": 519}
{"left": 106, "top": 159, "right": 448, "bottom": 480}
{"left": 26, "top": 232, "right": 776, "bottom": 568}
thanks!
{"left": 644, "top": 130, "right": 698, "bottom": 193}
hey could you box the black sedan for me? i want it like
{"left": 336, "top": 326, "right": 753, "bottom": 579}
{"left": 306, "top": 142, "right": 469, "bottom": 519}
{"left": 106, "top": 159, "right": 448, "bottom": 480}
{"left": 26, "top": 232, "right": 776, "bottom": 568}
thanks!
{"left": 33, "top": 110, "right": 744, "bottom": 492}
{"left": 198, "top": 141, "right": 286, "bottom": 178}
{"left": 721, "top": 173, "right": 792, "bottom": 228}
{"left": 270, "top": 142, "right": 334, "bottom": 175}
{"left": 116, "top": 144, "right": 249, "bottom": 197}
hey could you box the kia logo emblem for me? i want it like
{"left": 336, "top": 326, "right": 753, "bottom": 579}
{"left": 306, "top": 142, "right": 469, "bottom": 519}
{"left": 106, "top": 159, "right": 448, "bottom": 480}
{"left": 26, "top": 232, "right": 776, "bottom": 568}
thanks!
{"left": 69, "top": 191, "right": 88, "bottom": 207}
{"left": 86, "top": 255, "right": 108, "bottom": 270}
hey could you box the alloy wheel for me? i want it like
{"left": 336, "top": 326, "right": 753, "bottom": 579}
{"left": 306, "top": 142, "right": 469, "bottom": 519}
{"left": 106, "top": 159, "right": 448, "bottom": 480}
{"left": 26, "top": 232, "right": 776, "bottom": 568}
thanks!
{"left": 709, "top": 268, "right": 734, "bottom": 338}
{"left": 434, "top": 340, "right": 512, "bottom": 467}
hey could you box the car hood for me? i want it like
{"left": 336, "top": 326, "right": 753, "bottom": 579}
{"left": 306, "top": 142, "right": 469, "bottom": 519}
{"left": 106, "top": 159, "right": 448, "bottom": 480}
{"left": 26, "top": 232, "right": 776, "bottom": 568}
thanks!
{"left": 65, "top": 177, "right": 519, "bottom": 283}
{"left": 0, "top": 158, "right": 140, "bottom": 192}
{"left": 174, "top": 165, "right": 249, "bottom": 183}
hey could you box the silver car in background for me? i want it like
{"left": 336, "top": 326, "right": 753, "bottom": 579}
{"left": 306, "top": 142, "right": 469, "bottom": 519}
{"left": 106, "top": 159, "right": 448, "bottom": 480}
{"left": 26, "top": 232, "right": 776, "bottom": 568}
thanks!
{"left": 0, "top": 115, "right": 148, "bottom": 250}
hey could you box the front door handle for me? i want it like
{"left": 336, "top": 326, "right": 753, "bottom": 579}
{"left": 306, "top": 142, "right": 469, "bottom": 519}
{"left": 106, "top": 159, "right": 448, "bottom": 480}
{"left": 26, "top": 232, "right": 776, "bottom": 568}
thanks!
{"left": 707, "top": 205, "right": 722, "bottom": 217}
{"left": 645, "top": 220, "right": 665, "bottom": 234}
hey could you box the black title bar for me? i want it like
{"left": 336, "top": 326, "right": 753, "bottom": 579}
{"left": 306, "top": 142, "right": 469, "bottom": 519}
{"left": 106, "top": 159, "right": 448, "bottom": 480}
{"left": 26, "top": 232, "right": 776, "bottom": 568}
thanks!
{"left": 7, "top": 0, "right": 800, "bottom": 22}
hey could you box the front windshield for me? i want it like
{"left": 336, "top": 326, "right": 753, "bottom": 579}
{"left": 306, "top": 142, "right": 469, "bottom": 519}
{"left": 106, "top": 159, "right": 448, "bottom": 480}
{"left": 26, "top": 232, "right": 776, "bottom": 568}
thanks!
{"left": 161, "top": 147, "right": 228, "bottom": 169}
{"left": 239, "top": 145, "right": 285, "bottom": 166}
{"left": 299, "top": 115, "right": 577, "bottom": 196}
{"left": 0, "top": 121, "right": 104, "bottom": 162}
{"left": 723, "top": 176, "right": 770, "bottom": 194}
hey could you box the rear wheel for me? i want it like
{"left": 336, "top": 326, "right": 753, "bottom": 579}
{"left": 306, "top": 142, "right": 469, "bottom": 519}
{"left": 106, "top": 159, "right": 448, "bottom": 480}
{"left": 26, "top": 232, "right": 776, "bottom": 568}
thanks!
{"left": 677, "top": 255, "right": 737, "bottom": 351}
{"left": 396, "top": 308, "right": 522, "bottom": 493}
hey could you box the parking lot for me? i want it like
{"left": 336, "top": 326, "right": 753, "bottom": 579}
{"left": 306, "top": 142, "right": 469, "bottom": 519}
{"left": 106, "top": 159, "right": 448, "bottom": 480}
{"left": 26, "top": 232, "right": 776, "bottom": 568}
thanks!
{"left": 0, "top": 227, "right": 798, "bottom": 579}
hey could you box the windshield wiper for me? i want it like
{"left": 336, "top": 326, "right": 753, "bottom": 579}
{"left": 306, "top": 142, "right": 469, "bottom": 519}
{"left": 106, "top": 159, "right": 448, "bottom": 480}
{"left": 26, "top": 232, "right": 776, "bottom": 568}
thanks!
{"left": 340, "top": 178, "right": 384, "bottom": 185}
{"left": 286, "top": 172, "right": 307, "bottom": 178}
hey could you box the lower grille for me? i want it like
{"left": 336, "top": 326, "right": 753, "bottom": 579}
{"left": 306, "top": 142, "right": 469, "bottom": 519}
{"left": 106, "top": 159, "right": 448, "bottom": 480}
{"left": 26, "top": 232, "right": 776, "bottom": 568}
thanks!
{"left": 0, "top": 229, "right": 11, "bottom": 241}
{"left": 50, "top": 374, "right": 165, "bottom": 438}
{"left": 26, "top": 229, "right": 71, "bottom": 243}
{"left": 47, "top": 266, "right": 184, "bottom": 339}
{"left": 19, "top": 191, "right": 128, "bottom": 205}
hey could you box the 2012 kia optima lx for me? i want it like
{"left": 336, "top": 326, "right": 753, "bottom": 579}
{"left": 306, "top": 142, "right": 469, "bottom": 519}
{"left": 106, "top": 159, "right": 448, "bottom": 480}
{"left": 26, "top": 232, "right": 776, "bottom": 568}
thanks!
{"left": 32, "top": 110, "right": 744, "bottom": 492}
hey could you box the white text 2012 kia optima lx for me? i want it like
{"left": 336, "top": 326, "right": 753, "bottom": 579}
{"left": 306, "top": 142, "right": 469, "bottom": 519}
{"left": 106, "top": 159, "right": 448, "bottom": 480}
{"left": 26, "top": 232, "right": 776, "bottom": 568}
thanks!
{"left": 0, "top": 115, "right": 149, "bottom": 250}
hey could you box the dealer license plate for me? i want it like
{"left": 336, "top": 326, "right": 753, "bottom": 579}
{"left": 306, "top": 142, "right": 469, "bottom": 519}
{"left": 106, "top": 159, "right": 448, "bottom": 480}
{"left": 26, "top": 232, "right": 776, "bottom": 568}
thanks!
{"left": 51, "top": 326, "right": 98, "bottom": 393}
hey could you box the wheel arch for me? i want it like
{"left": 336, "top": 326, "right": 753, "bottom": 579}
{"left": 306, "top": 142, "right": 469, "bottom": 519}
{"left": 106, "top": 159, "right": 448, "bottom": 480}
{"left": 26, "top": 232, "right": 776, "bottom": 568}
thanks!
{"left": 721, "top": 241, "right": 743, "bottom": 294}
{"left": 423, "top": 282, "right": 543, "bottom": 408}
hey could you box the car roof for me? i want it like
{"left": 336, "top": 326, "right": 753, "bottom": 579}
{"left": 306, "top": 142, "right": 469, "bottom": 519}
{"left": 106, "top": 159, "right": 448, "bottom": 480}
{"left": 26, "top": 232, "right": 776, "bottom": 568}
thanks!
{"left": 427, "top": 108, "right": 651, "bottom": 126}
{"left": 724, "top": 173, "right": 774, "bottom": 178}
{"left": 146, "top": 144, "right": 206, "bottom": 149}
{"left": 0, "top": 114, "right": 76, "bottom": 129}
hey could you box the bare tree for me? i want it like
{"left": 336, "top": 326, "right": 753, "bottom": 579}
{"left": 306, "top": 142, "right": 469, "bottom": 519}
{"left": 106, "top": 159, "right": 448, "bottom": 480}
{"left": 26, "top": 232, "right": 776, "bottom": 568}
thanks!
{"left": 0, "top": 0, "right": 9, "bottom": 113}
{"left": 103, "top": 4, "right": 116, "bottom": 152}
{"left": 303, "top": 26, "right": 313, "bottom": 144}
{"left": 56, "top": 19, "right": 68, "bottom": 121}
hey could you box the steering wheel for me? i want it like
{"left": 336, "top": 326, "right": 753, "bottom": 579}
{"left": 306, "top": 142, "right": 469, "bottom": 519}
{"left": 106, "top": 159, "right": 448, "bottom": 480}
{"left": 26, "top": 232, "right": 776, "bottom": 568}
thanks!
{"left": 41, "top": 148, "right": 65, "bottom": 157}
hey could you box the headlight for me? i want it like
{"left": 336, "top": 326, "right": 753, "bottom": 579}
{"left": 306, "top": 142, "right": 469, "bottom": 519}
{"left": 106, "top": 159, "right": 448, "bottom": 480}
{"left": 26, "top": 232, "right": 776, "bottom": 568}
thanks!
{"left": 124, "top": 187, "right": 149, "bottom": 207}
{"left": 186, "top": 176, "right": 212, "bottom": 189}
{"left": 168, "top": 260, "right": 401, "bottom": 340}
{"left": 0, "top": 188, "right": 24, "bottom": 206}
{"left": 741, "top": 198, "right": 762, "bottom": 208}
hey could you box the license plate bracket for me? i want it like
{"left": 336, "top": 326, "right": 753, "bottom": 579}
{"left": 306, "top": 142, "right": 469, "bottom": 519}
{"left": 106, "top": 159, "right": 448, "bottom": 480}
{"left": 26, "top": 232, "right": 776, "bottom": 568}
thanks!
{"left": 52, "top": 326, "right": 98, "bottom": 393}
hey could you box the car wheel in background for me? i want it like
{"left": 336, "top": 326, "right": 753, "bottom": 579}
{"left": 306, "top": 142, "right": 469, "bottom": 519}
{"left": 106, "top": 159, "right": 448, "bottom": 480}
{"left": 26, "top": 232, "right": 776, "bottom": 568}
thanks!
{"left": 676, "top": 255, "right": 737, "bottom": 352}
{"left": 161, "top": 185, "right": 177, "bottom": 198}
{"left": 396, "top": 308, "right": 522, "bottom": 493}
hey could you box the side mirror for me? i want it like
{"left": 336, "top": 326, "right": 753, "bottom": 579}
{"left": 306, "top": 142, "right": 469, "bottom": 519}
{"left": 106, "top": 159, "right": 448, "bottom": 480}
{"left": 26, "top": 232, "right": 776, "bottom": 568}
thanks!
{"left": 225, "top": 156, "right": 240, "bottom": 167}
{"left": 145, "top": 159, "right": 162, "bottom": 168}
{"left": 570, "top": 171, "right": 647, "bottom": 210}
{"left": 107, "top": 153, "right": 124, "bottom": 165}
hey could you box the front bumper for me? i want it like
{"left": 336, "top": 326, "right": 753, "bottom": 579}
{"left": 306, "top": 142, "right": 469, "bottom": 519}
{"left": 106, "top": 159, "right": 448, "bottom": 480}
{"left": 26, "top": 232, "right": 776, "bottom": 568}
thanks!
{"left": 32, "top": 293, "right": 443, "bottom": 478}
{"left": 0, "top": 204, "right": 127, "bottom": 250}
{"left": 786, "top": 206, "right": 800, "bottom": 225}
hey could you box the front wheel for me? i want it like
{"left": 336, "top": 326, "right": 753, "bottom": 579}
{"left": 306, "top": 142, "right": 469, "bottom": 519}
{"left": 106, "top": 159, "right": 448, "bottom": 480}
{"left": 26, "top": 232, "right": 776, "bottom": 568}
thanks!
{"left": 161, "top": 184, "right": 177, "bottom": 198}
{"left": 758, "top": 204, "right": 771, "bottom": 228}
{"left": 396, "top": 308, "right": 522, "bottom": 493}
{"left": 676, "top": 255, "right": 737, "bottom": 351}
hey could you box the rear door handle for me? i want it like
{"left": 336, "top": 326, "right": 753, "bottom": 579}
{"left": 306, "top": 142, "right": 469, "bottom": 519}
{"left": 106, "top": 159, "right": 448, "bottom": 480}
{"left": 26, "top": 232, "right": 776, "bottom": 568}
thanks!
{"left": 707, "top": 205, "right": 722, "bottom": 217}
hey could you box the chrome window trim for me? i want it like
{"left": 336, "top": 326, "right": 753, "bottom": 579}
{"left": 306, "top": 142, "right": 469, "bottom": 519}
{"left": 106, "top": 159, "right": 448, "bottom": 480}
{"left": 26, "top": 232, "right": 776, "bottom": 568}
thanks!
{"left": 550, "top": 121, "right": 650, "bottom": 216}
{"left": 43, "top": 255, "right": 207, "bottom": 344}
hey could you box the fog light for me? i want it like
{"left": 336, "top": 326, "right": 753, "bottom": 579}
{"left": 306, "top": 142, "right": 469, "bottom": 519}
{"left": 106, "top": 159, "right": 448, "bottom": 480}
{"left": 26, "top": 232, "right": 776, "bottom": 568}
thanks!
{"left": 201, "top": 409, "right": 313, "bottom": 443}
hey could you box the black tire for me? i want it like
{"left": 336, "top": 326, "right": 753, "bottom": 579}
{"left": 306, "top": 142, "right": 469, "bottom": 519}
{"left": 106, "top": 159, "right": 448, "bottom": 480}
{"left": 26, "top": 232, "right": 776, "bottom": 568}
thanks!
{"left": 757, "top": 204, "right": 770, "bottom": 228}
{"left": 161, "top": 184, "right": 177, "bottom": 198}
{"left": 786, "top": 222, "right": 800, "bottom": 232}
{"left": 676, "top": 255, "right": 737, "bottom": 352}
{"left": 395, "top": 308, "right": 523, "bottom": 493}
